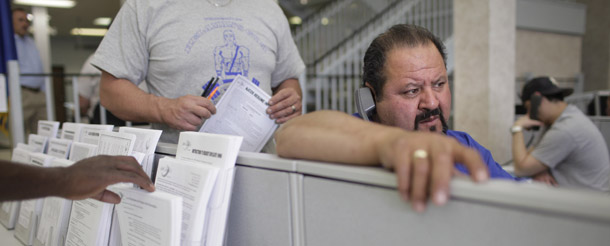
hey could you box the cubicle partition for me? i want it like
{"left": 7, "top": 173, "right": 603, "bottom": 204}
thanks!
{"left": 155, "top": 143, "right": 610, "bottom": 246}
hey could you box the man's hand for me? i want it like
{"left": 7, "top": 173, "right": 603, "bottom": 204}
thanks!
{"left": 268, "top": 79, "right": 302, "bottom": 124}
{"left": 158, "top": 95, "right": 216, "bottom": 131}
{"left": 58, "top": 156, "right": 155, "bottom": 204}
{"left": 514, "top": 115, "right": 543, "bottom": 130}
{"left": 377, "top": 132, "right": 489, "bottom": 212}
{"left": 532, "top": 170, "right": 558, "bottom": 186}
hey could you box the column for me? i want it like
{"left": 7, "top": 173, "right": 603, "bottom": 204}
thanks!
{"left": 453, "top": 0, "right": 516, "bottom": 163}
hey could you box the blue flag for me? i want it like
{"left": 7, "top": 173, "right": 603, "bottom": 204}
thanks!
{"left": 0, "top": 0, "right": 17, "bottom": 75}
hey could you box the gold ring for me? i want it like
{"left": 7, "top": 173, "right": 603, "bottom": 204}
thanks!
{"left": 413, "top": 149, "right": 428, "bottom": 159}
{"left": 291, "top": 105, "right": 296, "bottom": 113}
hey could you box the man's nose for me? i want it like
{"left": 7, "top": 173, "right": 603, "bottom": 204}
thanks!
{"left": 419, "top": 88, "right": 439, "bottom": 109}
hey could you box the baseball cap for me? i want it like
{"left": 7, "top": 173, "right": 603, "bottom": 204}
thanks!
{"left": 520, "top": 76, "right": 574, "bottom": 103}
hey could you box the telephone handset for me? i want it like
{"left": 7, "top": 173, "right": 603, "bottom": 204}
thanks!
{"left": 355, "top": 87, "right": 376, "bottom": 121}
{"left": 529, "top": 94, "right": 542, "bottom": 130}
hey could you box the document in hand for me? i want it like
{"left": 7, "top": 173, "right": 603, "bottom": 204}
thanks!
{"left": 199, "top": 75, "right": 277, "bottom": 152}
{"left": 15, "top": 153, "right": 56, "bottom": 246}
{"left": 0, "top": 147, "right": 34, "bottom": 229}
{"left": 65, "top": 199, "right": 114, "bottom": 246}
{"left": 37, "top": 120, "right": 60, "bottom": 138}
{"left": 113, "top": 187, "right": 182, "bottom": 246}
{"left": 156, "top": 157, "right": 219, "bottom": 246}
{"left": 34, "top": 159, "right": 75, "bottom": 246}
{"left": 60, "top": 122, "right": 86, "bottom": 141}
{"left": 175, "top": 131, "right": 242, "bottom": 246}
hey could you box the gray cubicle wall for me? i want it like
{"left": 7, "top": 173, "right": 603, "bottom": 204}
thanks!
{"left": 154, "top": 144, "right": 610, "bottom": 246}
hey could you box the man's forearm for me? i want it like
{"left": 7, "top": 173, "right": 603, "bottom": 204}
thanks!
{"left": 275, "top": 110, "right": 400, "bottom": 165}
{"left": 0, "top": 161, "right": 63, "bottom": 202}
{"left": 99, "top": 71, "right": 163, "bottom": 123}
{"left": 512, "top": 131, "right": 528, "bottom": 170}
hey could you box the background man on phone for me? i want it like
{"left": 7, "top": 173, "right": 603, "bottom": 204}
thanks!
{"left": 511, "top": 77, "right": 610, "bottom": 192}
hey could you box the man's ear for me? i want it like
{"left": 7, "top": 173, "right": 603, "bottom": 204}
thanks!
{"left": 364, "top": 82, "right": 378, "bottom": 102}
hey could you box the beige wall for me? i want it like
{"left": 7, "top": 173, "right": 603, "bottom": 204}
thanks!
{"left": 516, "top": 29, "right": 582, "bottom": 78}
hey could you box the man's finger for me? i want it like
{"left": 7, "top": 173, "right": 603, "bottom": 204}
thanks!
{"left": 452, "top": 144, "right": 489, "bottom": 182}
{"left": 410, "top": 149, "right": 430, "bottom": 212}
{"left": 429, "top": 146, "right": 452, "bottom": 206}
{"left": 393, "top": 149, "right": 412, "bottom": 202}
{"left": 94, "top": 190, "right": 121, "bottom": 204}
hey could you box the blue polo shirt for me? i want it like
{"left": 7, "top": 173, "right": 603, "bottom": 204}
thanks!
{"left": 447, "top": 130, "right": 515, "bottom": 179}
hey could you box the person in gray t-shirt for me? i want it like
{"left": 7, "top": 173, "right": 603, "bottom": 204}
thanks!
{"left": 512, "top": 77, "right": 610, "bottom": 192}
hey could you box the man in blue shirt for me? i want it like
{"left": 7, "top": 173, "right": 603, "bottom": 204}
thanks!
{"left": 13, "top": 8, "right": 47, "bottom": 136}
{"left": 275, "top": 24, "right": 513, "bottom": 212}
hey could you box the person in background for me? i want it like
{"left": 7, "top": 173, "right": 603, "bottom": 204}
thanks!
{"left": 275, "top": 24, "right": 516, "bottom": 212}
{"left": 511, "top": 77, "right": 610, "bottom": 192}
{"left": 0, "top": 155, "right": 154, "bottom": 204}
{"left": 92, "top": 0, "right": 305, "bottom": 144}
{"left": 12, "top": 8, "right": 47, "bottom": 136}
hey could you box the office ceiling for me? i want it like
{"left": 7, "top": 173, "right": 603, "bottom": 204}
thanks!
{"left": 11, "top": 0, "right": 330, "bottom": 38}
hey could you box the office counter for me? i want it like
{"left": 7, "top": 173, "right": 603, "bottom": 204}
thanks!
{"left": 154, "top": 143, "right": 610, "bottom": 246}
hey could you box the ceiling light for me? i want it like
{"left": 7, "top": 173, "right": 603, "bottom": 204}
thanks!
{"left": 289, "top": 16, "right": 302, "bottom": 25}
{"left": 93, "top": 17, "right": 112, "bottom": 26}
{"left": 70, "top": 28, "right": 107, "bottom": 37}
{"left": 321, "top": 17, "right": 329, "bottom": 26}
{"left": 13, "top": 0, "right": 76, "bottom": 8}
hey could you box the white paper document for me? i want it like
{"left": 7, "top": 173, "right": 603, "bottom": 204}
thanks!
{"left": 156, "top": 157, "right": 219, "bottom": 246}
{"left": 0, "top": 148, "right": 34, "bottom": 229}
{"left": 47, "top": 138, "right": 73, "bottom": 159}
{"left": 34, "top": 159, "right": 75, "bottom": 246}
{"left": 118, "top": 127, "right": 162, "bottom": 177}
{"left": 78, "top": 124, "right": 114, "bottom": 145}
{"left": 37, "top": 120, "right": 60, "bottom": 138}
{"left": 96, "top": 131, "right": 136, "bottom": 156}
{"left": 199, "top": 75, "right": 277, "bottom": 152}
{"left": 28, "top": 134, "right": 49, "bottom": 153}
{"left": 113, "top": 187, "right": 182, "bottom": 246}
{"left": 61, "top": 122, "right": 86, "bottom": 141}
{"left": 68, "top": 142, "right": 98, "bottom": 162}
{"left": 65, "top": 199, "right": 114, "bottom": 246}
{"left": 175, "top": 132, "right": 242, "bottom": 246}
{"left": 15, "top": 153, "right": 56, "bottom": 246}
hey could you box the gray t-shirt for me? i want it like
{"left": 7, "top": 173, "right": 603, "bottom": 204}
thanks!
{"left": 92, "top": 0, "right": 305, "bottom": 143}
{"left": 532, "top": 105, "right": 610, "bottom": 192}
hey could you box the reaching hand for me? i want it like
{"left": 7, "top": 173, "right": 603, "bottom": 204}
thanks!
{"left": 267, "top": 87, "right": 301, "bottom": 124}
{"left": 58, "top": 156, "right": 155, "bottom": 204}
{"left": 533, "top": 171, "right": 558, "bottom": 186}
{"left": 377, "top": 131, "right": 489, "bottom": 212}
{"left": 159, "top": 95, "right": 216, "bottom": 131}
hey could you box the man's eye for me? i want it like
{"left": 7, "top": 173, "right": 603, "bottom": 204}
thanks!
{"left": 434, "top": 82, "right": 446, "bottom": 88}
{"left": 405, "top": 88, "right": 419, "bottom": 95}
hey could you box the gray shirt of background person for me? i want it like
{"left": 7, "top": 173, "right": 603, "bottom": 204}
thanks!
{"left": 532, "top": 105, "right": 610, "bottom": 192}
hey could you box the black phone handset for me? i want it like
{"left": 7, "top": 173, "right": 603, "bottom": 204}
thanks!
{"left": 529, "top": 94, "right": 542, "bottom": 131}
{"left": 355, "top": 87, "right": 376, "bottom": 122}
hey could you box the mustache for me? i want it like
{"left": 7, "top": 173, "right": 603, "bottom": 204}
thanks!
{"left": 414, "top": 108, "right": 448, "bottom": 133}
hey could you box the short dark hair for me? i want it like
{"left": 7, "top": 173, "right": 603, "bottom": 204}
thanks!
{"left": 363, "top": 24, "right": 446, "bottom": 100}
{"left": 12, "top": 8, "right": 27, "bottom": 15}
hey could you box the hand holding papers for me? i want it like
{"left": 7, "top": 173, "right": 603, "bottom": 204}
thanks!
{"left": 199, "top": 75, "right": 277, "bottom": 152}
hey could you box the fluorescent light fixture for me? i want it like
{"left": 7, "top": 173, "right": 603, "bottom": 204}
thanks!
{"left": 70, "top": 28, "right": 107, "bottom": 37}
{"left": 93, "top": 17, "right": 112, "bottom": 26}
{"left": 321, "top": 17, "right": 329, "bottom": 26}
{"left": 13, "top": 0, "right": 76, "bottom": 8}
{"left": 289, "top": 16, "right": 302, "bottom": 25}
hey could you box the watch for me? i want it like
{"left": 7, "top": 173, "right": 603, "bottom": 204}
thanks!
{"left": 510, "top": 125, "right": 523, "bottom": 134}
